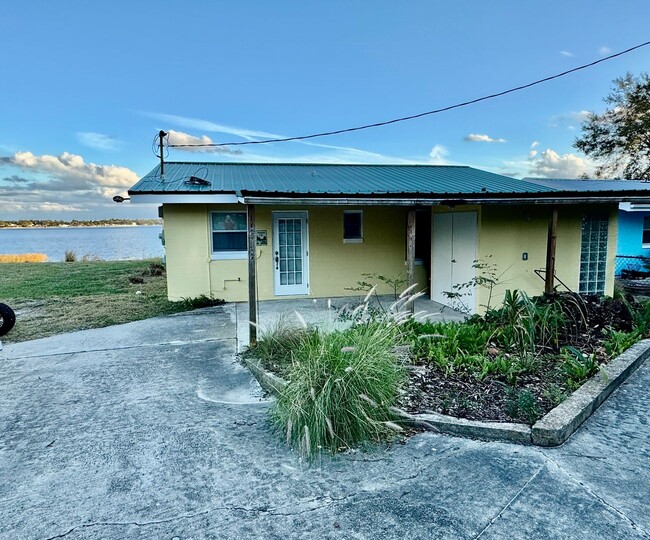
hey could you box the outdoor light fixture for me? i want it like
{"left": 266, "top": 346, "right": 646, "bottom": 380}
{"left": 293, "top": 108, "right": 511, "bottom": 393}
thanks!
{"left": 112, "top": 195, "right": 130, "bottom": 203}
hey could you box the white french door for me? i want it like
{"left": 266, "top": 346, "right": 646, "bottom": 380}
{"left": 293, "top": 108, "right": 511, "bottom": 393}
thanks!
{"left": 431, "top": 211, "right": 478, "bottom": 313}
{"left": 273, "top": 212, "right": 310, "bottom": 296}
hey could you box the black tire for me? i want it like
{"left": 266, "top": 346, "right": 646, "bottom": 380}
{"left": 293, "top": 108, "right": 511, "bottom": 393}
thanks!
{"left": 0, "top": 303, "right": 16, "bottom": 337}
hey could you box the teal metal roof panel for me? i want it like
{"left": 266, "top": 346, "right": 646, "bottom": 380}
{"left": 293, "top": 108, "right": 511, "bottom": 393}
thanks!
{"left": 523, "top": 177, "right": 650, "bottom": 192}
{"left": 129, "top": 162, "right": 557, "bottom": 196}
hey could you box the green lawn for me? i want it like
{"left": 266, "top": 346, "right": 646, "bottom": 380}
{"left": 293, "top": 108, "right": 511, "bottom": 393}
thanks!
{"left": 0, "top": 260, "right": 197, "bottom": 343}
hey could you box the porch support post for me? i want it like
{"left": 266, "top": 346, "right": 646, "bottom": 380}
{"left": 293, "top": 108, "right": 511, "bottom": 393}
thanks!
{"left": 406, "top": 208, "right": 417, "bottom": 312}
{"left": 545, "top": 206, "right": 558, "bottom": 294}
{"left": 247, "top": 204, "right": 258, "bottom": 347}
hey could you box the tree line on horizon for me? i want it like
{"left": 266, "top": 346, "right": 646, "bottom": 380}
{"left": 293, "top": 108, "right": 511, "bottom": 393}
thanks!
{"left": 0, "top": 218, "right": 162, "bottom": 228}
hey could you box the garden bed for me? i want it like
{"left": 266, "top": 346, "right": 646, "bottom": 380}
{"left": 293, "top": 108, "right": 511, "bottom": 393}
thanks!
{"left": 246, "top": 290, "right": 650, "bottom": 457}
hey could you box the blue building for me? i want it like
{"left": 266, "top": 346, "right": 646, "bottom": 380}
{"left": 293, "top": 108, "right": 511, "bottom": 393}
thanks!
{"left": 524, "top": 178, "right": 650, "bottom": 276}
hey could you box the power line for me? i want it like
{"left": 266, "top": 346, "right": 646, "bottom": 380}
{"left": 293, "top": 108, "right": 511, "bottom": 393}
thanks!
{"left": 168, "top": 39, "right": 650, "bottom": 149}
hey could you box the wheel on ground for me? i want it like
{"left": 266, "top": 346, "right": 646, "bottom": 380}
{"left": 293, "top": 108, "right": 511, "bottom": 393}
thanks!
{"left": 0, "top": 303, "right": 16, "bottom": 336}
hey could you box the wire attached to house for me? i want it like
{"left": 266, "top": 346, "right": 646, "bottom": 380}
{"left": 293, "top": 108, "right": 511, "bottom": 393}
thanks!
{"left": 167, "top": 39, "right": 650, "bottom": 149}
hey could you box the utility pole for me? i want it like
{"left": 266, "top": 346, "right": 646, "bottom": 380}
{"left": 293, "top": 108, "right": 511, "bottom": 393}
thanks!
{"left": 158, "top": 130, "right": 167, "bottom": 176}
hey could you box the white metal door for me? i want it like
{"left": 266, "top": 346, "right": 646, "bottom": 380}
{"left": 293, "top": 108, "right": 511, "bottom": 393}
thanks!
{"left": 273, "top": 212, "right": 309, "bottom": 296}
{"left": 431, "top": 211, "right": 477, "bottom": 312}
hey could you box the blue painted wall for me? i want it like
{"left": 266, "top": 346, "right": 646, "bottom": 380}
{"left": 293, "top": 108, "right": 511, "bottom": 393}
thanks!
{"left": 617, "top": 211, "right": 650, "bottom": 257}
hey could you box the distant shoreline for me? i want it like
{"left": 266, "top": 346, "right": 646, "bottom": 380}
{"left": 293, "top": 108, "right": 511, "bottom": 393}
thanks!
{"left": 0, "top": 224, "right": 161, "bottom": 230}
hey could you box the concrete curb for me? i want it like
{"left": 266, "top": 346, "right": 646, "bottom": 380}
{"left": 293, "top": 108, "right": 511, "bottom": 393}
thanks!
{"left": 531, "top": 338, "right": 650, "bottom": 446}
{"left": 241, "top": 356, "right": 288, "bottom": 395}
{"left": 242, "top": 339, "right": 650, "bottom": 446}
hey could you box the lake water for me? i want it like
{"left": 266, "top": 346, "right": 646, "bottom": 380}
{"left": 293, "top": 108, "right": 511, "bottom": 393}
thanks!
{"left": 0, "top": 226, "right": 164, "bottom": 261}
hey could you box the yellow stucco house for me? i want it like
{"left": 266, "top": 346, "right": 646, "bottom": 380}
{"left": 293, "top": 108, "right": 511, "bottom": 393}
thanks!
{"left": 128, "top": 162, "right": 647, "bottom": 315}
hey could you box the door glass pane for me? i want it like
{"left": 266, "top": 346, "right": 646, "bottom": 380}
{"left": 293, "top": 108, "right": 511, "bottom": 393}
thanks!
{"left": 276, "top": 217, "right": 306, "bottom": 289}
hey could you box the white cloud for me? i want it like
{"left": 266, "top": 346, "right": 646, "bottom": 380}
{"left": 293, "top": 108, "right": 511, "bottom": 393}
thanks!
{"left": 550, "top": 110, "right": 591, "bottom": 127}
{"left": 464, "top": 133, "right": 506, "bottom": 143}
{"left": 528, "top": 150, "right": 538, "bottom": 159}
{"left": 560, "top": 50, "right": 574, "bottom": 57}
{"left": 76, "top": 132, "right": 120, "bottom": 151}
{"left": 166, "top": 130, "right": 242, "bottom": 154}
{"left": 0, "top": 151, "right": 142, "bottom": 217}
{"left": 599, "top": 46, "right": 612, "bottom": 56}
{"left": 528, "top": 148, "right": 594, "bottom": 178}
{"left": 144, "top": 112, "right": 415, "bottom": 164}
{"left": 428, "top": 145, "right": 449, "bottom": 165}
{"left": 142, "top": 112, "right": 281, "bottom": 141}
{"left": 3, "top": 151, "right": 138, "bottom": 188}
{"left": 531, "top": 141, "right": 540, "bottom": 148}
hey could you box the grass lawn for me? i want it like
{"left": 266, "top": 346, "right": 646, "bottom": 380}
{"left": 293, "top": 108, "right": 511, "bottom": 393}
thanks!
{"left": 0, "top": 259, "right": 199, "bottom": 343}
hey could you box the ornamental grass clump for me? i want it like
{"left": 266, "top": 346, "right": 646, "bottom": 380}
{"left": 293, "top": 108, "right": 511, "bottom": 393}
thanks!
{"left": 271, "top": 322, "right": 407, "bottom": 460}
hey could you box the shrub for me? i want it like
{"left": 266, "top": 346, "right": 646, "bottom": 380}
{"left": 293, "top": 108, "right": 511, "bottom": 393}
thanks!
{"left": 64, "top": 250, "right": 77, "bottom": 262}
{"left": 271, "top": 322, "right": 406, "bottom": 460}
{"left": 181, "top": 294, "right": 225, "bottom": 309}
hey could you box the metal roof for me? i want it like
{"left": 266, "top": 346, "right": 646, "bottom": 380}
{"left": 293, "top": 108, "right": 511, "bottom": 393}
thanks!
{"left": 523, "top": 177, "right": 650, "bottom": 192}
{"left": 129, "top": 162, "right": 557, "bottom": 196}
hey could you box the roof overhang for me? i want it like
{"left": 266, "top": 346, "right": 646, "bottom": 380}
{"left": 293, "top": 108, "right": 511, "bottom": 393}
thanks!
{"left": 129, "top": 193, "right": 239, "bottom": 204}
{"left": 127, "top": 190, "right": 650, "bottom": 206}
{"left": 240, "top": 191, "right": 650, "bottom": 206}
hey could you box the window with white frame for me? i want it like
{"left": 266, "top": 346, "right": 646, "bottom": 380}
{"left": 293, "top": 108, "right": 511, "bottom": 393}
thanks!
{"left": 643, "top": 217, "right": 650, "bottom": 247}
{"left": 343, "top": 210, "right": 363, "bottom": 243}
{"left": 211, "top": 212, "right": 247, "bottom": 258}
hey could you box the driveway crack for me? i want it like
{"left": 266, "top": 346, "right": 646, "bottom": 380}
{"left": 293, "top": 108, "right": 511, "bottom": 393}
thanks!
{"left": 540, "top": 451, "right": 650, "bottom": 539}
{"left": 473, "top": 467, "right": 543, "bottom": 539}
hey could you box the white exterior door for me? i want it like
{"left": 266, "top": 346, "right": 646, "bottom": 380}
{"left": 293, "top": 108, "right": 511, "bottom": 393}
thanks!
{"left": 273, "top": 212, "right": 310, "bottom": 296}
{"left": 431, "top": 211, "right": 478, "bottom": 313}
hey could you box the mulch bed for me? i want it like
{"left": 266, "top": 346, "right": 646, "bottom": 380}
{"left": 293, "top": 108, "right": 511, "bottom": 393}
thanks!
{"left": 396, "top": 294, "right": 637, "bottom": 425}
{"left": 396, "top": 357, "right": 566, "bottom": 423}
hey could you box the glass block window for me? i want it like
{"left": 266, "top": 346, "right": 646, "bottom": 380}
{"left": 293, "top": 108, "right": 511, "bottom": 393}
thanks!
{"left": 579, "top": 213, "right": 608, "bottom": 295}
{"left": 277, "top": 217, "right": 303, "bottom": 285}
{"left": 211, "top": 212, "right": 247, "bottom": 255}
{"left": 643, "top": 217, "right": 650, "bottom": 246}
{"left": 343, "top": 211, "right": 363, "bottom": 243}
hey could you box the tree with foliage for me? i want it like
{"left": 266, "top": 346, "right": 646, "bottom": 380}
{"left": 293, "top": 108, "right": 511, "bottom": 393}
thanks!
{"left": 574, "top": 72, "right": 650, "bottom": 180}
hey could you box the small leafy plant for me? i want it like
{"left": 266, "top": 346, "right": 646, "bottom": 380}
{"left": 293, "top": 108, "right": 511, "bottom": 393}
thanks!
{"left": 560, "top": 346, "right": 598, "bottom": 389}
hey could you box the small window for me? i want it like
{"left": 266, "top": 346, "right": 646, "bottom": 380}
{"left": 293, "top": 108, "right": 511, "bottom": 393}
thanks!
{"left": 643, "top": 217, "right": 650, "bottom": 247}
{"left": 343, "top": 211, "right": 363, "bottom": 243}
{"left": 211, "top": 212, "right": 247, "bottom": 258}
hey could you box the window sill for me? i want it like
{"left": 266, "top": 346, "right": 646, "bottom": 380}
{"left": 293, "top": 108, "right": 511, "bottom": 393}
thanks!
{"left": 211, "top": 251, "right": 247, "bottom": 260}
{"left": 343, "top": 238, "right": 363, "bottom": 244}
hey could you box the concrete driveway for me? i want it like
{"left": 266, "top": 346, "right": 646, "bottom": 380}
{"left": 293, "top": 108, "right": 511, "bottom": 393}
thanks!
{"left": 1, "top": 307, "right": 649, "bottom": 539}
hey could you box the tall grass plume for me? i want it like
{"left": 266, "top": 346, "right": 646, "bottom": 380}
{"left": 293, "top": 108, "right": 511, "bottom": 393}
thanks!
{"left": 270, "top": 322, "right": 406, "bottom": 460}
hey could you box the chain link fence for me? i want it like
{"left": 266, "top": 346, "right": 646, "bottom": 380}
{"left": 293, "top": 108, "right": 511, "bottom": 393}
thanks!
{"left": 615, "top": 255, "right": 650, "bottom": 278}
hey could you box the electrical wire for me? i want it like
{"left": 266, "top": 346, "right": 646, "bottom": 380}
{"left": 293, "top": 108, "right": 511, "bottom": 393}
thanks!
{"left": 168, "top": 40, "right": 650, "bottom": 149}
{"left": 152, "top": 132, "right": 170, "bottom": 158}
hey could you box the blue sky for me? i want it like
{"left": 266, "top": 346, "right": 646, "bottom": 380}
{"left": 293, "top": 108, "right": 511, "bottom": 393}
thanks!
{"left": 2, "top": 1, "right": 650, "bottom": 219}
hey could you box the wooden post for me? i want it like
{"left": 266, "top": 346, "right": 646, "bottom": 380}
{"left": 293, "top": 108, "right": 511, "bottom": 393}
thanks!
{"left": 247, "top": 204, "right": 258, "bottom": 346}
{"left": 406, "top": 208, "right": 417, "bottom": 312}
{"left": 545, "top": 207, "right": 558, "bottom": 294}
